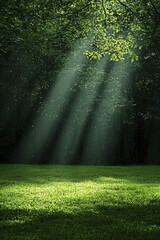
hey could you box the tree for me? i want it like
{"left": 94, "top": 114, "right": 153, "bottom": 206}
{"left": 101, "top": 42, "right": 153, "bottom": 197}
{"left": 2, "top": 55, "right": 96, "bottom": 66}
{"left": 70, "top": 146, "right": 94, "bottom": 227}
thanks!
{"left": 0, "top": 0, "right": 160, "bottom": 164}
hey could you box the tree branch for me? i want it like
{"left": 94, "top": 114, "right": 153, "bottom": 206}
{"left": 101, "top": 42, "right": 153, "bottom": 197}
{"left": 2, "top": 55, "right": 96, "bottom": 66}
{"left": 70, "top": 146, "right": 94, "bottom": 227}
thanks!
{"left": 117, "top": 0, "right": 135, "bottom": 15}
{"left": 101, "top": 0, "right": 108, "bottom": 18}
{"left": 149, "top": 0, "right": 160, "bottom": 17}
{"left": 116, "top": 0, "right": 148, "bottom": 30}
{"left": 101, "top": 0, "right": 108, "bottom": 26}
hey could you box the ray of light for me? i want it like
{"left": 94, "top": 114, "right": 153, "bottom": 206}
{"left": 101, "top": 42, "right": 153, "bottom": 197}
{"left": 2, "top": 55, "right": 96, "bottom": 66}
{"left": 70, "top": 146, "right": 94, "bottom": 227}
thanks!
{"left": 13, "top": 39, "right": 90, "bottom": 163}
{"left": 81, "top": 61, "right": 132, "bottom": 165}
{"left": 13, "top": 36, "right": 133, "bottom": 165}
{"left": 49, "top": 57, "right": 110, "bottom": 164}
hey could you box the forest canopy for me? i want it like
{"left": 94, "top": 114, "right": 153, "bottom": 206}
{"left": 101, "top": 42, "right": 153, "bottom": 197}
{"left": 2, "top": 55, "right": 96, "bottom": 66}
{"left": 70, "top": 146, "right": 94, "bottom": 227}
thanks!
{"left": 1, "top": 0, "right": 160, "bottom": 60}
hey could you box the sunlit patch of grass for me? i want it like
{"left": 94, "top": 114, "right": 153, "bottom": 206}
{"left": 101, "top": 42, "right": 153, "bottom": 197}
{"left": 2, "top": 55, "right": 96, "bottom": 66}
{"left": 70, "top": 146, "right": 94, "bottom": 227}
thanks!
{"left": 0, "top": 165, "right": 160, "bottom": 240}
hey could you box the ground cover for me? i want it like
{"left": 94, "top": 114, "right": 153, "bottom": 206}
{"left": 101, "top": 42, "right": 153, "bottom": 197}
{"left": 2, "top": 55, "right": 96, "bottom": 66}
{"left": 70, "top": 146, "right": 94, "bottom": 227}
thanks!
{"left": 0, "top": 165, "right": 160, "bottom": 240}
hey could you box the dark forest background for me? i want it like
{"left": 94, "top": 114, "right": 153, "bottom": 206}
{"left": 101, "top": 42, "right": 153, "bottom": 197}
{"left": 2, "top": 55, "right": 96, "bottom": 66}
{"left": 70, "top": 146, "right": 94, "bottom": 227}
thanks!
{"left": 0, "top": 0, "right": 160, "bottom": 165}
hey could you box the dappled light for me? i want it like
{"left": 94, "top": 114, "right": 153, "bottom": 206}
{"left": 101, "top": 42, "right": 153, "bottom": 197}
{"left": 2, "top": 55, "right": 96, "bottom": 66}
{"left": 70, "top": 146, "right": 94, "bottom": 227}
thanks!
{"left": 0, "top": 165, "right": 160, "bottom": 240}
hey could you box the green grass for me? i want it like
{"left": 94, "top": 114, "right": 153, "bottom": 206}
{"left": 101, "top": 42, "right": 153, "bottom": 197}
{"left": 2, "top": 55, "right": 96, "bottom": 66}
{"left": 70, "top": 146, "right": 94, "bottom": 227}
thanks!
{"left": 0, "top": 165, "right": 160, "bottom": 240}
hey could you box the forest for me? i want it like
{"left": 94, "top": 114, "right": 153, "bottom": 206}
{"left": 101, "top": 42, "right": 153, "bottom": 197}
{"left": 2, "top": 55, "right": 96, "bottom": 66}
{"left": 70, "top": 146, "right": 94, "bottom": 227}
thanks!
{"left": 0, "top": 0, "right": 160, "bottom": 165}
{"left": 0, "top": 1, "right": 160, "bottom": 240}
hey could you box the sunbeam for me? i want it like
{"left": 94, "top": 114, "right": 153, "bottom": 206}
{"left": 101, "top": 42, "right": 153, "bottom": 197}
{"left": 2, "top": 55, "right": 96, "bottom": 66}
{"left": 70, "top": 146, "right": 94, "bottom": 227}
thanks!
{"left": 13, "top": 46, "right": 133, "bottom": 165}
{"left": 81, "top": 61, "right": 132, "bottom": 165}
{"left": 49, "top": 57, "right": 109, "bottom": 164}
{"left": 13, "top": 38, "right": 90, "bottom": 163}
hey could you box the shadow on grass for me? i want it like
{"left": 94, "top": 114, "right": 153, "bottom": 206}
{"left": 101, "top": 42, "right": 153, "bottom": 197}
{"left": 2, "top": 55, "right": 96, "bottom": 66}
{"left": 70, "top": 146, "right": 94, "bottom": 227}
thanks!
{"left": 1, "top": 202, "right": 160, "bottom": 240}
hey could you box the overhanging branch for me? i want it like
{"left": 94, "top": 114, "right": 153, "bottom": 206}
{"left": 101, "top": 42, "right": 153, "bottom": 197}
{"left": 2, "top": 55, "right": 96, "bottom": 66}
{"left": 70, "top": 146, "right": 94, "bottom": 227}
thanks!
{"left": 149, "top": 0, "right": 160, "bottom": 17}
{"left": 116, "top": 0, "right": 148, "bottom": 30}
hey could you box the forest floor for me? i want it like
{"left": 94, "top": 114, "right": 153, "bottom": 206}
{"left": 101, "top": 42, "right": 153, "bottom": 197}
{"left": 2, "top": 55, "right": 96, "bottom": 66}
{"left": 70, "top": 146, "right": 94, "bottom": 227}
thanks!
{"left": 0, "top": 165, "right": 160, "bottom": 240}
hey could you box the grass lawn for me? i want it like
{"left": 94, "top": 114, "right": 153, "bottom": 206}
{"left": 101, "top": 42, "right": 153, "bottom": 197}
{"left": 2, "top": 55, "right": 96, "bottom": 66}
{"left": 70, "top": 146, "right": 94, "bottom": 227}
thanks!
{"left": 0, "top": 165, "right": 160, "bottom": 240}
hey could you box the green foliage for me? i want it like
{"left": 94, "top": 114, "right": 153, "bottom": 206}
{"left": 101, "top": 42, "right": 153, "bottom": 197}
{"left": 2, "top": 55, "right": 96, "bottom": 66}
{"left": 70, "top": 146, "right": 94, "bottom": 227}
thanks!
{"left": 83, "top": 0, "right": 160, "bottom": 61}
{"left": 1, "top": 0, "right": 160, "bottom": 61}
